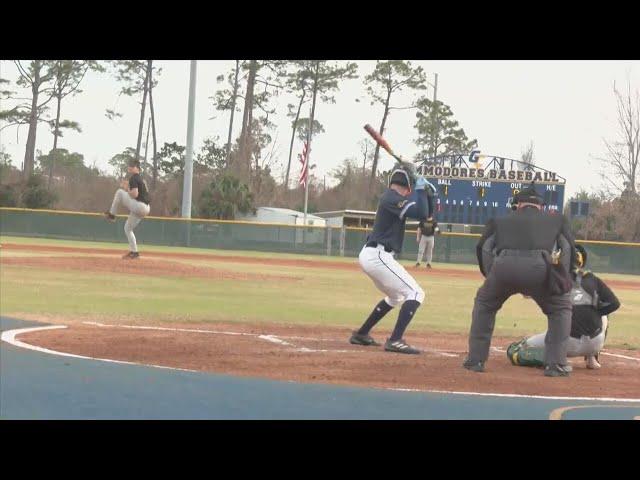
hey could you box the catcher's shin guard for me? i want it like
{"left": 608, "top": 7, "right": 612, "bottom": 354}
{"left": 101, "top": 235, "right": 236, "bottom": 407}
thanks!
{"left": 507, "top": 338, "right": 545, "bottom": 367}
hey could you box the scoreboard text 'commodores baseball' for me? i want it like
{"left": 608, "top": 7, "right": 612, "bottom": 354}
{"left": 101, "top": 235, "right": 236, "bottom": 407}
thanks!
{"left": 416, "top": 152, "right": 566, "bottom": 226}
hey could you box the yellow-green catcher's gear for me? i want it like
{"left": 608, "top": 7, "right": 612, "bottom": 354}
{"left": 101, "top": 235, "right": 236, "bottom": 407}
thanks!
{"left": 507, "top": 338, "right": 545, "bottom": 367}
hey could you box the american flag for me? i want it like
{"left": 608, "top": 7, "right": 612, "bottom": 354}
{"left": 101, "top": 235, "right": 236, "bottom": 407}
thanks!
{"left": 298, "top": 141, "right": 309, "bottom": 188}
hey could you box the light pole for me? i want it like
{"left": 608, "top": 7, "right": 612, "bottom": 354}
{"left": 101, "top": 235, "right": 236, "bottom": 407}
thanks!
{"left": 181, "top": 60, "right": 197, "bottom": 218}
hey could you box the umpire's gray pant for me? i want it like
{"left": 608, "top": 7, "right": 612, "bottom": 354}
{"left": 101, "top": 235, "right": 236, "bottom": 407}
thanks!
{"left": 468, "top": 250, "right": 572, "bottom": 366}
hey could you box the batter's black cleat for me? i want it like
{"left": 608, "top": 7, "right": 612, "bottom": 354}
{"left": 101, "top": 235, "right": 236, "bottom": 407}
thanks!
{"left": 122, "top": 251, "right": 140, "bottom": 259}
{"left": 426, "top": 263, "right": 432, "bottom": 269}
{"left": 543, "top": 364, "right": 572, "bottom": 377}
{"left": 350, "top": 331, "right": 380, "bottom": 346}
{"left": 463, "top": 357, "right": 485, "bottom": 372}
{"left": 384, "top": 338, "right": 421, "bottom": 354}
{"left": 415, "top": 262, "right": 420, "bottom": 268}
{"left": 104, "top": 211, "right": 116, "bottom": 223}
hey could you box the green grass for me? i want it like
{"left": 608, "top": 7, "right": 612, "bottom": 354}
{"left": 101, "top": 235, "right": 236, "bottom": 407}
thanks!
{"left": 1, "top": 234, "right": 353, "bottom": 263}
{"left": 2, "top": 235, "right": 639, "bottom": 349}
{"left": 0, "top": 235, "right": 479, "bottom": 270}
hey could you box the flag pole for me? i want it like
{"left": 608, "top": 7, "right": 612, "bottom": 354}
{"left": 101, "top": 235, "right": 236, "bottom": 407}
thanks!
{"left": 303, "top": 127, "right": 310, "bottom": 228}
{"left": 304, "top": 73, "right": 319, "bottom": 230}
{"left": 302, "top": 62, "right": 320, "bottom": 245}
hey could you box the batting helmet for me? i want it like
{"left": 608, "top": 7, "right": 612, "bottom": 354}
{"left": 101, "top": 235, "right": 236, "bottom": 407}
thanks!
{"left": 388, "top": 161, "right": 419, "bottom": 190}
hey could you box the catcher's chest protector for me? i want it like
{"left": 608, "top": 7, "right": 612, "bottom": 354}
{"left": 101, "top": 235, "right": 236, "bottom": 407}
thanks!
{"left": 570, "top": 271, "right": 598, "bottom": 307}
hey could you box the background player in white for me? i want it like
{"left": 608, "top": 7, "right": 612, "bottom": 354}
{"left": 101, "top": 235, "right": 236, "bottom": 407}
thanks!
{"left": 104, "top": 158, "right": 151, "bottom": 259}
{"left": 416, "top": 217, "right": 439, "bottom": 268}
{"left": 350, "top": 163, "right": 434, "bottom": 354}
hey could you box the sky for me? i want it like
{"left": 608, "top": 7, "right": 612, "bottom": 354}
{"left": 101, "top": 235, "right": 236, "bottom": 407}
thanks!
{"left": 1, "top": 60, "right": 638, "bottom": 201}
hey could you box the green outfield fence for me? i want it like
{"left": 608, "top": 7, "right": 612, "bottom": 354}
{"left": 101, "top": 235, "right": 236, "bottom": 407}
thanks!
{"left": 1, "top": 207, "right": 639, "bottom": 275}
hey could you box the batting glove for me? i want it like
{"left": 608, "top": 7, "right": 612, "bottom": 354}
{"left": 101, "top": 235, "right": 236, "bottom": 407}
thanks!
{"left": 414, "top": 176, "right": 429, "bottom": 190}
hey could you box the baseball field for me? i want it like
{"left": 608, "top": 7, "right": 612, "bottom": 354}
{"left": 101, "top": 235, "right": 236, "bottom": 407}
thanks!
{"left": 2, "top": 234, "right": 639, "bottom": 405}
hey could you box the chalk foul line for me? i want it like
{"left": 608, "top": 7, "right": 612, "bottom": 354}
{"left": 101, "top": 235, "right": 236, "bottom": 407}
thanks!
{"left": 600, "top": 351, "right": 640, "bottom": 362}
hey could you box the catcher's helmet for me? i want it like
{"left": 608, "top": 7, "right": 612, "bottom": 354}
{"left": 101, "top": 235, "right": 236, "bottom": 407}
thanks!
{"left": 575, "top": 244, "right": 587, "bottom": 268}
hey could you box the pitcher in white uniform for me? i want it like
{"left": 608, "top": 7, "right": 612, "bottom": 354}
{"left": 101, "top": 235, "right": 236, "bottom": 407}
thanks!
{"left": 416, "top": 218, "right": 439, "bottom": 268}
{"left": 104, "top": 158, "right": 151, "bottom": 259}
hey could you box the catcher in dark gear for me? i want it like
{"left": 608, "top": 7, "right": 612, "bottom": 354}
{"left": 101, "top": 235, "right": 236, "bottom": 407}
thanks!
{"left": 464, "top": 181, "right": 577, "bottom": 377}
{"left": 507, "top": 243, "right": 621, "bottom": 370}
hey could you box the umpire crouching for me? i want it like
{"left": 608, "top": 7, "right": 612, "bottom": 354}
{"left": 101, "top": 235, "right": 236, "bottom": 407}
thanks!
{"left": 463, "top": 182, "right": 577, "bottom": 377}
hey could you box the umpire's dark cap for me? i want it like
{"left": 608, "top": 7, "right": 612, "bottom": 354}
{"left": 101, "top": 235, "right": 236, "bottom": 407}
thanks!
{"left": 513, "top": 181, "right": 544, "bottom": 205}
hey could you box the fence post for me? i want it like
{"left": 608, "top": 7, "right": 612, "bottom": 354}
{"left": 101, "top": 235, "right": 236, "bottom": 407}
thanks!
{"left": 326, "top": 226, "right": 332, "bottom": 256}
{"left": 184, "top": 219, "right": 191, "bottom": 247}
{"left": 445, "top": 234, "right": 451, "bottom": 263}
{"left": 340, "top": 225, "right": 346, "bottom": 257}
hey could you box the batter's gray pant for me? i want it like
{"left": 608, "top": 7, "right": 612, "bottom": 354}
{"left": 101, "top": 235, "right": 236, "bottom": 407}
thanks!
{"left": 525, "top": 316, "right": 608, "bottom": 357}
{"left": 110, "top": 189, "right": 150, "bottom": 252}
{"left": 417, "top": 235, "right": 435, "bottom": 264}
{"left": 467, "top": 250, "right": 572, "bottom": 366}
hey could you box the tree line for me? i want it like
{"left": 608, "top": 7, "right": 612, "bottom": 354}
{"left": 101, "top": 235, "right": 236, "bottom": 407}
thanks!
{"left": 1, "top": 60, "right": 639, "bottom": 241}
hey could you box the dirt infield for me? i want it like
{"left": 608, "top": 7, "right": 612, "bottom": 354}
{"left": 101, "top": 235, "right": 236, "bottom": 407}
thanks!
{"left": 19, "top": 320, "right": 640, "bottom": 399}
{"left": 0, "top": 255, "right": 302, "bottom": 282}
{"left": 3, "top": 242, "right": 639, "bottom": 290}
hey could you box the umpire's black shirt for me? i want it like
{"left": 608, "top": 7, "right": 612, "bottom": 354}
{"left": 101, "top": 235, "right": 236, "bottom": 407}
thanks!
{"left": 476, "top": 207, "right": 576, "bottom": 274}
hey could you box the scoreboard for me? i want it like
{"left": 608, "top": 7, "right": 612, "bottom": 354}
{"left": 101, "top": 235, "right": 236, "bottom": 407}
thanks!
{"left": 425, "top": 178, "right": 565, "bottom": 226}
{"left": 418, "top": 153, "right": 566, "bottom": 226}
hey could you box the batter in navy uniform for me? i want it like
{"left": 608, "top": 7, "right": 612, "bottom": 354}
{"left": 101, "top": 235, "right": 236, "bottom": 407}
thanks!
{"left": 464, "top": 182, "right": 577, "bottom": 376}
{"left": 349, "top": 163, "right": 434, "bottom": 354}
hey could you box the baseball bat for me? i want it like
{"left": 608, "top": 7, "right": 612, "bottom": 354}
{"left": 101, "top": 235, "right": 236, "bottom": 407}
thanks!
{"left": 363, "top": 124, "right": 403, "bottom": 162}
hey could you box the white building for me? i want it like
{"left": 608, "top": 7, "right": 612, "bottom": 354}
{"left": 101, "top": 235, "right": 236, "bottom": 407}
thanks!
{"left": 315, "top": 209, "right": 376, "bottom": 228}
{"left": 237, "top": 207, "right": 326, "bottom": 227}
